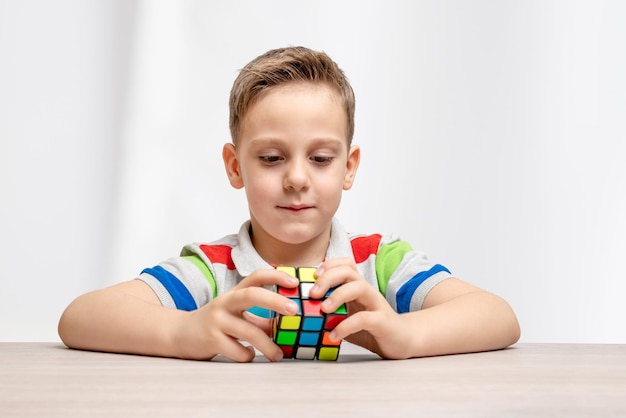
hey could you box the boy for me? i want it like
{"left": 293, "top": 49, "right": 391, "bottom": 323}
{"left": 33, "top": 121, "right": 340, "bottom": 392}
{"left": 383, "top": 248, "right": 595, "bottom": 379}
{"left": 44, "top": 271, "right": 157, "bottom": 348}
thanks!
{"left": 58, "top": 46, "right": 520, "bottom": 362}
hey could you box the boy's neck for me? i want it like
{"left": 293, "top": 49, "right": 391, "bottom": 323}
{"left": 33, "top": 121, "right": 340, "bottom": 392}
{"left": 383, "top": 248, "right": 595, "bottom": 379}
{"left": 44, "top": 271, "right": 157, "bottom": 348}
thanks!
{"left": 248, "top": 224, "right": 330, "bottom": 267}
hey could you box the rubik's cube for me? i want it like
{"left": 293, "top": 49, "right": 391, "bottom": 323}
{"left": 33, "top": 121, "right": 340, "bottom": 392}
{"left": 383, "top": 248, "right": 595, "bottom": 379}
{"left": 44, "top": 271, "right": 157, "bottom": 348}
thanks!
{"left": 271, "top": 266, "right": 347, "bottom": 360}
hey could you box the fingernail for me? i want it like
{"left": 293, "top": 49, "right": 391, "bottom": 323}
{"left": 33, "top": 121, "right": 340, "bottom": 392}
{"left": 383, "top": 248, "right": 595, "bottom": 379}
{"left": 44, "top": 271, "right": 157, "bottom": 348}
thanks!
{"left": 273, "top": 351, "right": 284, "bottom": 362}
{"left": 322, "top": 298, "right": 333, "bottom": 310}
{"left": 315, "top": 267, "right": 324, "bottom": 277}
{"left": 286, "top": 301, "right": 298, "bottom": 314}
{"left": 329, "top": 331, "right": 339, "bottom": 342}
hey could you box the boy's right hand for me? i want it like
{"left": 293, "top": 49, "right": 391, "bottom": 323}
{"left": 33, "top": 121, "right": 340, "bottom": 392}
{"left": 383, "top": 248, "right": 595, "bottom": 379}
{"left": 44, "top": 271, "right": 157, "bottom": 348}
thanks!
{"left": 173, "top": 268, "right": 299, "bottom": 363}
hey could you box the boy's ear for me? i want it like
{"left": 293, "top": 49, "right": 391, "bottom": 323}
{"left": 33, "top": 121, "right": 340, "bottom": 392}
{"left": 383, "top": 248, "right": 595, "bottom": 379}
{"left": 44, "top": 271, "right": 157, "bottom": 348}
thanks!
{"left": 343, "top": 145, "right": 360, "bottom": 190}
{"left": 222, "top": 143, "right": 244, "bottom": 189}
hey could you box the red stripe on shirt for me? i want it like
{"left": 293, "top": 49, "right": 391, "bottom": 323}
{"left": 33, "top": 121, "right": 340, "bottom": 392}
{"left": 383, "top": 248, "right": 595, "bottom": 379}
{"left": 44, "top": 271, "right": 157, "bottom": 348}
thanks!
{"left": 199, "top": 244, "right": 236, "bottom": 270}
{"left": 350, "top": 234, "right": 382, "bottom": 263}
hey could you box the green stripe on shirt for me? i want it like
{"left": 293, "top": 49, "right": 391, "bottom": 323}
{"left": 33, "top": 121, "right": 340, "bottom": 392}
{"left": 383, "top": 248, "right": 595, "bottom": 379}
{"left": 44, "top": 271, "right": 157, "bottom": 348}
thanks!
{"left": 183, "top": 255, "right": 217, "bottom": 299}
{"left": 375, "top": 240, "right": 414, "bottom": 295}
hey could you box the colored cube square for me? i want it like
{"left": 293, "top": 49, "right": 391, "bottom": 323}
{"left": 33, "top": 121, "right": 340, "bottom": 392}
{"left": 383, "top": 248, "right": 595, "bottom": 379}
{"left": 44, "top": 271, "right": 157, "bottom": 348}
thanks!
{"left": 302, "top": 317, "right": 323, "bottom": 331}
{"left": 279, "top": 345, "right": 293, "bottom": 358}
{"left": 297, "top": 267, "right": 316, "bottom": 282}
{"left": 275, "top": 330, "right": 297, "bottom": 346}
{"left": 279, "top": 315, "right": 301, "bottom": 330}
{"left": 271, "top": 266, "right": 348, "bottom": 361}
{"left": 295, "top": 347, "right": 316, "bottom": 360}
{"left": 278, "top": 286, "right": 298, "bottom": 297}
{"left": 324, "top": 314, "right": 346, "bottom": 330}
{"left": 318, "top": 347, "right": 340, "bottom": 361}
{"left": 302, "top": 300, "right": 322, "bottom": 316}
{"left": 276, "top": 266, "right": 297, "bottom": 276}
{"left": 300, "top": 283, "right": 314, "bottom": 298}
{"left": 334, "top": 303, "right": 347, "bottom": 314}
{"left": 322, "top": 331, "right": 340, "bottom": 346}
{"left": 298, "top": 332, "right": 320, "bottom": 346}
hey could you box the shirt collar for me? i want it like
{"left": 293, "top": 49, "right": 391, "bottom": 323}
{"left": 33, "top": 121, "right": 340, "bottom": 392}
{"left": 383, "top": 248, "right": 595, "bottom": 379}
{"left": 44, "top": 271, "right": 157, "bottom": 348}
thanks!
{"left": 231, "top": 218, "right": 353, "bottom": 276}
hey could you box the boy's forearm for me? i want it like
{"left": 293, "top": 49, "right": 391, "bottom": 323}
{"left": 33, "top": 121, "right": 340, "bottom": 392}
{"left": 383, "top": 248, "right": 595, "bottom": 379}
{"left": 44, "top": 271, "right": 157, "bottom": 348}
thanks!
{"left": 406, "top": 291, "right": 520, "bottom": 358}
{"left": 58, "top": 286, "right": 188, "bottom": 358}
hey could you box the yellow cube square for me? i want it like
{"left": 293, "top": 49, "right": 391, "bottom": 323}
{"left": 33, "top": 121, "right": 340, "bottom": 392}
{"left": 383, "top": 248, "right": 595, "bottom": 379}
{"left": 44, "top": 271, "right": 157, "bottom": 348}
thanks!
{"left": 298, "top": 267, "right": 316, "bottom": 282}
{"left": 280, "top": 315, "right": 301, "bottom": 330}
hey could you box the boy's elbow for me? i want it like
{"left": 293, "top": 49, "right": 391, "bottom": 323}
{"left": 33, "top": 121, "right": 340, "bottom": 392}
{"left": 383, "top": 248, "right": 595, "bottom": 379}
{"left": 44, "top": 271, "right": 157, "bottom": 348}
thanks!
{"left": 499, "top": 299, "right": 521, "bottom": 348}
{"left": 509, "top": 314, "right": 522, "bottom": 346}
{"left": 502, "top": 319, "right": 521, "bottom": 349}
{"left": 481, "top": 292, "right": 521, "bottom": 350}
{"left": 57, "top": 297, "right": 84, "bottom": 349}
{"left": 57, "top": 304, "right": 74, "bottom": 347}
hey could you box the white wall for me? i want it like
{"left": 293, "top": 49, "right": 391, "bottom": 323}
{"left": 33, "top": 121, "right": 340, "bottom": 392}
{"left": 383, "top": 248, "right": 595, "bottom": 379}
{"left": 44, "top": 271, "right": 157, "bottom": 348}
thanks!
{"left": 1, "top": 0, "right": 625, "bottom": 343}
{"left": 0, "top": 0, "right": 136, "bottom": 340}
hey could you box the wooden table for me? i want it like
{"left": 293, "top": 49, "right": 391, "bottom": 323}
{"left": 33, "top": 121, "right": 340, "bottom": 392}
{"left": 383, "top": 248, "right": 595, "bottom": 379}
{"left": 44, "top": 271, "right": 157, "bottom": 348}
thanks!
{"left": 1, "top": 342, "right": 625, "bottom": 417}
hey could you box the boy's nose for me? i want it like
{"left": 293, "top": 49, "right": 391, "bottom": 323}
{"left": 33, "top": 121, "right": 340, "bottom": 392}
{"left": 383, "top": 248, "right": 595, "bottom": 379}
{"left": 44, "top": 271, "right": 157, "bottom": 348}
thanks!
{"left": 283, "top": 159, "right": 310, "bottom": 191}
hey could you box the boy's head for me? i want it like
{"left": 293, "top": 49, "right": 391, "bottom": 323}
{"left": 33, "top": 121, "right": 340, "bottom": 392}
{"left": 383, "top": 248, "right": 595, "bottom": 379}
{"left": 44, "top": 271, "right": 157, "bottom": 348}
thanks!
{"left": 223, "top": 46, "right": 360, "bottom": 263}
{"left": 229, "top": 46, "right": 355, "bottom": 147}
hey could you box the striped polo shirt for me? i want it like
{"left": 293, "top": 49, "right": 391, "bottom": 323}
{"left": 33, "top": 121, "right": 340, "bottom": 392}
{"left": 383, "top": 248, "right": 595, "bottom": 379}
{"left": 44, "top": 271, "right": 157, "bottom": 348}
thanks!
{"left": 138, "top": 218, "right": 452, "bottom": 315}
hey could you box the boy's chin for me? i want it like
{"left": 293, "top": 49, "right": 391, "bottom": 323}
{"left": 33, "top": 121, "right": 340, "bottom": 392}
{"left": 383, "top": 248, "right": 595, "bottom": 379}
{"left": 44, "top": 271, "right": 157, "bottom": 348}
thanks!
{"left": 271, "top": 225, "right": 330, "bottom": 245}
{"left": 250, "top": 215, "right": 332, "bottom": 244}
{"left": 273, "top": 230, "right": 318, "bottom": 245}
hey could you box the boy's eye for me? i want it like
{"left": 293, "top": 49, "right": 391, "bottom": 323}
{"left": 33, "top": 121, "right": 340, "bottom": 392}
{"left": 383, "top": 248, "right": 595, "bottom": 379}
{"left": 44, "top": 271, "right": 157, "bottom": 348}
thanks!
{"left": 311, "top": 156, "right": 334, "bottom": 164}
{"left": 259, "top": 155, "right": 282, "bottom": 164}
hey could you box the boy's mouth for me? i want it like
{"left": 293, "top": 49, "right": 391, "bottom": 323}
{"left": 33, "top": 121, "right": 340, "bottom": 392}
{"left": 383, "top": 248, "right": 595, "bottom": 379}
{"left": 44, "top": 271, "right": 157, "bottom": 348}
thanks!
{"left": 278, "top": 205, "right": 314, "bottom": 212}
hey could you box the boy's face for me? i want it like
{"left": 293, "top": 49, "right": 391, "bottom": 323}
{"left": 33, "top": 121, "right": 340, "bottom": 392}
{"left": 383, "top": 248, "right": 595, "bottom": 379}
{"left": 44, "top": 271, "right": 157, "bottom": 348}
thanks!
{"left": 223, "top": 82, "right": 359, "bottom": 256}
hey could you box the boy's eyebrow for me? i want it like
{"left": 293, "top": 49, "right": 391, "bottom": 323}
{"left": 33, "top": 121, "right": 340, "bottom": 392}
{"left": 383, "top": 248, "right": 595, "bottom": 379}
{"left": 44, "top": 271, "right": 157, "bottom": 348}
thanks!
{"left": 248, "top": 137, "right": 282, "bottom": 147}
{"left": 248, "top": 137, "right": 345, "bottom": 148}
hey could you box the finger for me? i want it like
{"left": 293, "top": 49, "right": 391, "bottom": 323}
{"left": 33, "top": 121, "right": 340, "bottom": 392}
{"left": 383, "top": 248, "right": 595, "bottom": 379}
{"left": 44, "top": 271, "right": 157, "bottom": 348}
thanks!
{"left": 212, "top": 333, "right": 257, "bottom": 363}
{"left": 248, "top": 336, "right": 284, "bottom": 363}
{"left": 225, "top": 287, "right": 299, "bottom": 316}
{"left": 317, "top": 257, "right": 358, "bottom": 273}
{"left": 320, "top": 281, "right": 382, "bottom": 313}
{"left": 242, "top": 310, "right": 272, "bottom": 336}
{"left": 217, "top": 315, "right": 277, "bottom": 361}
{"left": 228, "top": 314, "right": 284, "bottom": 362}
{"left": 310, "top": 263, "right": 362, "bottom": 299}
{"left": 328, "top": 310, "right": 383, "bottom": 342}
{"left": 235, "top": 268, "right": 299, "bottom": 290}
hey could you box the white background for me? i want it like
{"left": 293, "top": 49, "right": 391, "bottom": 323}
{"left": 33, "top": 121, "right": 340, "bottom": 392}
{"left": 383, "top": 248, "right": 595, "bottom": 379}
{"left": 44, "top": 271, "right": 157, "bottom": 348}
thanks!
{"left": 1, "top": 0, "right": 625, "bottom": 343}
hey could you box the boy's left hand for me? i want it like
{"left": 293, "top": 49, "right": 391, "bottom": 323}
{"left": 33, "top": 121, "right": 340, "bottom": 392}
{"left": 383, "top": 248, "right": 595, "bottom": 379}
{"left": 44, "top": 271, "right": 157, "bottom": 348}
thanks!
{"left": 309, "top": 258, "right": 414, "bottom": 359}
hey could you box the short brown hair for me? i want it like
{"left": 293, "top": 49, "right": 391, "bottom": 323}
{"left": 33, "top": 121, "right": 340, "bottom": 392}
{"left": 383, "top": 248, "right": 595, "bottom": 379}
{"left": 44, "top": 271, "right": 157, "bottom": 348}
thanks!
{"left": 229, "top": 46, "right": 355, "bottom": 146}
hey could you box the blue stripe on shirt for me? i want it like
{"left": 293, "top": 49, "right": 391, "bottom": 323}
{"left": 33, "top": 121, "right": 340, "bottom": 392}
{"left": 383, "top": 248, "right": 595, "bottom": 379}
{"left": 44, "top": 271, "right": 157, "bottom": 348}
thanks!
{"left": 395, "top": 264, "right": 451, "bottom": 313}
{"left": 141, "top": 266, "right": 198, "bottom": 311}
